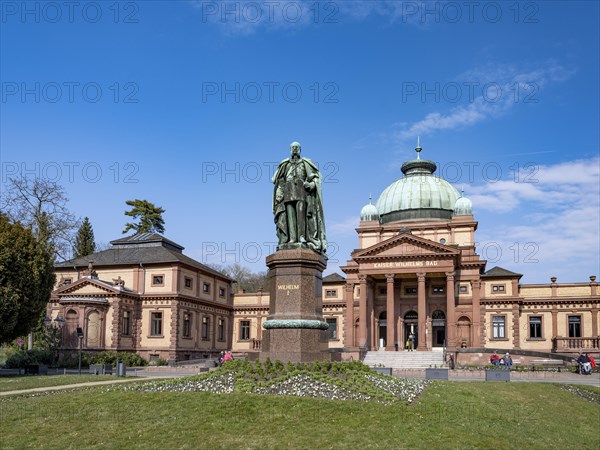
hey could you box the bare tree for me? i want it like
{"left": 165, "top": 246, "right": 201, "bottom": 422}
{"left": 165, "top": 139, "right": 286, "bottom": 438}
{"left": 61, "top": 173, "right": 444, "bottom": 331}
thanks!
{"left": 207, "top": 262, "right": 269, "bottom": 293}
{"left": 1, "top": 177, "right": 79, "bottom": 261}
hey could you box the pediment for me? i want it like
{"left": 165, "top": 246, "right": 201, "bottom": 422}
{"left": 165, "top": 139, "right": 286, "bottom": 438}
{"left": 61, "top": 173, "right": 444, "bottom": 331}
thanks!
{"left": 354, "top": 233, "right": 460, "bottom": 261}
{"left": 55, "top": 277, "right": 121, "bottom": 296}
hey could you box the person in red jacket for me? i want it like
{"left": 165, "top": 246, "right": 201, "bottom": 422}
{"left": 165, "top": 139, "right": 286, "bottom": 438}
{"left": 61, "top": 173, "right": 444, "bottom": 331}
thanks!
{"left": 222, "top": 351, "right": 233, "bottom": 364}
{"left": 490, "top": 352, "right": 500, "bottom": 367}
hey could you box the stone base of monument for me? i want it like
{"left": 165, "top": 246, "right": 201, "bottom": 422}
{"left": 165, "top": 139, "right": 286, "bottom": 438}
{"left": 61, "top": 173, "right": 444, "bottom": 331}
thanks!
{"left": 259, "top": 248, "right": 331, "bottom": 363}
{"left": 261, "top": 327, "right": 330, "bottom": 362}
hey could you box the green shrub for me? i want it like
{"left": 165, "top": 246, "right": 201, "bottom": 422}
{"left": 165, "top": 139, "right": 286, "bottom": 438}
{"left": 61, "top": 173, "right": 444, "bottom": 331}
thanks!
{"left": 155, "top": 358, "right": 168, "bottom": 366}
{"left": 5, "top": 349, "right": 53, "bottom": 368}
{"left": 86, "top": 351, "right": 148, "bottom": 367}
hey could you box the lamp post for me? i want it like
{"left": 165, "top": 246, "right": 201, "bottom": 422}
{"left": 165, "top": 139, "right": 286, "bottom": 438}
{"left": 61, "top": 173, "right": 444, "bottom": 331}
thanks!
{"left": 76, "top": 327, "right": 84, "bottom": 375}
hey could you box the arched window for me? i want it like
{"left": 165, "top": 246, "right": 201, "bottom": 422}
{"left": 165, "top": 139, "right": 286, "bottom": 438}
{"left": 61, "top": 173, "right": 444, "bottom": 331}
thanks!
{"left": 432, "top": 310, "right": 446, "bottom": 320}
{"left": 65, "top": 309, "right": 78, "bottom": 348}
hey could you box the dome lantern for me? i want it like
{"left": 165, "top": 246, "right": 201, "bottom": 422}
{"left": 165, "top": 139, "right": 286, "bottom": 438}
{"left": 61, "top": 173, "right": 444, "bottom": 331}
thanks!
{"left": 360, "top": 195, "right": 380, "bottom": 222}
{"left": 453, "top": 189, "right": 473, "bottom": 216}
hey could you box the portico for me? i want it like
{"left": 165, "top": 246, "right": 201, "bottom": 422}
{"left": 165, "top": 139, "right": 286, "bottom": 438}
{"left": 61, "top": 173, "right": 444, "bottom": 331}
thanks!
{"left": 342, "top": 230, "right": 481, "bottom": 351}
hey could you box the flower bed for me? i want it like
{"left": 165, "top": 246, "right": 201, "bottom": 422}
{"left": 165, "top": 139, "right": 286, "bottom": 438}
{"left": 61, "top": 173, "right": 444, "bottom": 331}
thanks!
{"left": 118, "top": 360, "right": 430, "bottom": 404}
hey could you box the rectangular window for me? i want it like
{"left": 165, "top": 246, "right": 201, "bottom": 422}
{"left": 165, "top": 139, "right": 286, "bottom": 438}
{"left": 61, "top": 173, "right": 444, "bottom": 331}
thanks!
{"left": 151, "top": 312, "right": 162, "bottom": 336}
{"left": 379, "top": 287, "right": 386, "bottom": 295}
{"left": 326, "top": 318, "right": 337, "bottom": 340}
{"left": 202, "top": 316, "right": 209, "bottom": 339}
{"left": 64, "top": 278, "right": 72, "bottom": 285}
{"left": 218, "top": 318, "right": 225, "bottom": 341}
{"left": 240, "top": 320, "right": 250, "bottom": 341}
{"left": 492, "top": 285, "right": 505, "bottom": 293}
{"left": 405, "top": 287, "right": 417, "bottom": 294}
{"left": 529, "top": 316, "right": 542, "bottom": 339}
{"left": 219, "top": 287, "right": 225, "bottom": 297}
{"left": 183, "top": 313, "right": 191, "bottom": 338}
{"left": 492, "top": 316, "right": 505, "bottom": 339}
{"left": 433, "top": 286, "right": 445, "bottom": 294}
{"left": 325, "top": 289, "right": 337, "bottom": 298}
{"left": 122, "top": 311, "right": 130, "bottom": 336}
{"left": 203, "top": 283, "right": 210, "bottom": 294}
{"left": 459, "top": 285, "right": 468, "bottom": 293}
{"left": 568, "top": 316, "right": 581, "bottom": 338}
{"left": 184, "top": 277, "right": 193, "bottom": 289}
{"left": 152, "top": 275, "right": 164, "bottom": 286}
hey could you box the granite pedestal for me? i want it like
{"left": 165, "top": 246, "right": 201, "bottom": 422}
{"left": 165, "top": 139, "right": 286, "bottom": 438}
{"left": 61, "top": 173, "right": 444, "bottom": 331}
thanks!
{"left": 260, "top": 248, "right": 330, "bottom": 363}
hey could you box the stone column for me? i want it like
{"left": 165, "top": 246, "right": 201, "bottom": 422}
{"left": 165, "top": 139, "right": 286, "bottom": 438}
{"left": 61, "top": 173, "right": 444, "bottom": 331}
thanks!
{"left": 257, "top": 315, "right": 263, "bottom": 340}
{"left": 591, "top": 306, "right": 598, "bottom": 337}
{"left": 417, "top": 272, "right": 427, "bottom": 351}
{"left": 471, "top": 280, "right": 481, "bottom": 347}
{"left": 386, "top": 274, "right": 395, "bottom": 351}
{"left": 445, "top": 272, "right": 456, "bottom": 348}
{"left": 111, "top": 298, "right": 122, "bottom": 351}
{"left": 169, "top": 300, "right": 179, "bottom": 361}
{"left": 344, "top": 282, "right": 355, "bottom": 348}
{"left": 358, "top": 275, "right": 368, "bottom": 349}
{"left": 512, "top": 304, "right": 521, "bottom": 349}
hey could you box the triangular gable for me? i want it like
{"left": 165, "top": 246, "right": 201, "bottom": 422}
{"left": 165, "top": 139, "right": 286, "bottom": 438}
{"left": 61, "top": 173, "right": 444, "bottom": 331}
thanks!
{"left": 55, "top": 277, "right": 122, "bottom": 296}
{"left": 353, "top": 233, "right": 460, "bottom": 260}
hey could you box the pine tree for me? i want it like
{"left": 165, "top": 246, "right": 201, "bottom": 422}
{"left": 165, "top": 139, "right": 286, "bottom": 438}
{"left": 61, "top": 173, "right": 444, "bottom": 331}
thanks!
{"left": 73, "top": 217, "right": 96, "bottom": 258}
{"left": 0, "top": 214, "right": 55, "bottom": 344}
{"left": 123, "top": 199, "right": 166, "bottom": 235}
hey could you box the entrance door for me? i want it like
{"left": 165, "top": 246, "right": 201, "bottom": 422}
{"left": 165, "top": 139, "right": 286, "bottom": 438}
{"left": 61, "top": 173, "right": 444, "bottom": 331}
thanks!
{"left": 431, "top": 310, "right": 446, "bottom": 347}
{"left": 403, "top": 311, "right": 418, "bottom": 350}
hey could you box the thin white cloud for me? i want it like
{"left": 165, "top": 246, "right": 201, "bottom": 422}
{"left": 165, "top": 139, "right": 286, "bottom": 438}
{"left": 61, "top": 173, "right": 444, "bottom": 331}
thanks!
{"left": 394, "top": 62, "right": 575, "bottom": 142}
{"left": 189, "top": 0, "right": 431, "bottom": 35}
{"left": 469, "top": 157, "right": 599, "bottom": 212}
{"left": 473, "top": 157, "right": 599, "bottom": 281}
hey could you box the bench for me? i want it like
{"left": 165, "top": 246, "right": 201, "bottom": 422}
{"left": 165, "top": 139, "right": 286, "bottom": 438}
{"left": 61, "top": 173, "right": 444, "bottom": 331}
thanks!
{"left": 24, "top": 364, "right": 48, "bottom": 375}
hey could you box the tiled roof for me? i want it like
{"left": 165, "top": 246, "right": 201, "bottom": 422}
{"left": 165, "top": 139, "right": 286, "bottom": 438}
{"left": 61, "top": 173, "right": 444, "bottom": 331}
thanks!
{"left": 55, "top": 234, "right": 231, "bottom": 281}
{"left": 110, "top": 233, "right": 184, "bottom": 251}
{"left": 323, "top": 273, "right": 346, "bottom": 283}
{"left": 482, "top": 266, "right": 523, "bottom": 278}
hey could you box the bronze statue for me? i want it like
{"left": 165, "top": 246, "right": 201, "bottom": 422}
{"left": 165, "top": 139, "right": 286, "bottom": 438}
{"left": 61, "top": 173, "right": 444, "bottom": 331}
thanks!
{"left": 272, "top": 142, "right": 326, "bottom": 254}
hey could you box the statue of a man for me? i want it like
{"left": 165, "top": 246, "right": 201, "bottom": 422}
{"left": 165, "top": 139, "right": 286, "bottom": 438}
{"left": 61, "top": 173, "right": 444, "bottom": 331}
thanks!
{"left": 272, "top": 142, "right": 326, "bottom": 254}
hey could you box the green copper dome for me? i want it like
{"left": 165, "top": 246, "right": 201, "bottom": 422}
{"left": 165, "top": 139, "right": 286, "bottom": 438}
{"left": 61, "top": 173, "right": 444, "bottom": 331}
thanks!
{"left": 375, "top": 143, "right": 460, "bottom": 224}
{"left": 360, "top": 196, "right": 380, "bottom": 221}
{"left": 453, "top": 192, "right": 473, "bottom": 216}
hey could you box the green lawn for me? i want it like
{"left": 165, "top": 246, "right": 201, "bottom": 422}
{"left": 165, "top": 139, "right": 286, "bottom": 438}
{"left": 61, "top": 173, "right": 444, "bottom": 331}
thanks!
{"left": 1, "top": 382, "right": 598, "bottom": 449}
{"left": 0, "top": 375, "right": 116, "bottom": 392}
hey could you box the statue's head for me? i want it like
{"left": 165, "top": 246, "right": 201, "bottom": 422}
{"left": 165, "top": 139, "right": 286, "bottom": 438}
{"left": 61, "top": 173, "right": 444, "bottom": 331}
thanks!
{"left": 290, "top": 141, "right": 301, "bottom": 157}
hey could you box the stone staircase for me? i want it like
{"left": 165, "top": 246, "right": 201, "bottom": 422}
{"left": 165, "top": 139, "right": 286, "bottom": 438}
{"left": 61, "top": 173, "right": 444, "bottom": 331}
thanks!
{"left": 363, "top": 349, "right": 446, "bottom": 369}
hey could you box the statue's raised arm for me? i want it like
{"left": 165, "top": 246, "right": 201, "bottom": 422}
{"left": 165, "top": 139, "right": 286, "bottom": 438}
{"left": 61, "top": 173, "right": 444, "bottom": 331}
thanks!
{"left": 272, "top": 142, "right": 326, "bottom": 254}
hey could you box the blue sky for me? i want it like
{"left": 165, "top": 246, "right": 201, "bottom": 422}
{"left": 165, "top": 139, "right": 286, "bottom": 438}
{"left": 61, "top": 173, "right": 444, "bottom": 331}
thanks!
{"left": 1, "top": 0, "right": 599, "bottom": 283}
